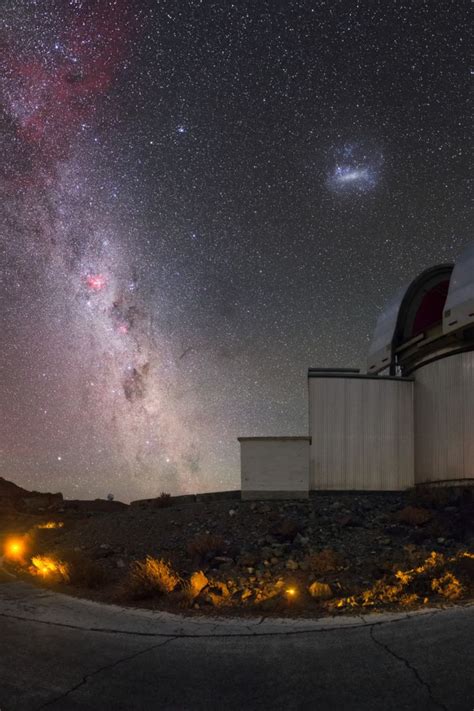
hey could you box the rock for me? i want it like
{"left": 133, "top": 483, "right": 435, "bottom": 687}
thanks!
{"left": 286, "top": 559, "right": 299, "bottom": 571}
{"left": 308, "top": 581, "right": 333, "bottom": 600}
{"left": 270, "top": 517, "right": 302, "bottom": 542}
{"left": 337, "top": 514, "right": 362, "bottom": 528}
{"left": 213, "top": 556, "right": 234, "bottom": 564}
{"left": 99, "top": 543, "right": 111, "bottom": 550}
{"left": 228, "top": 509, "right": 237, "bottom": 517}
{"left": 239, "top": 552, "right": 257, "bottom": 567}
{"left": 189, "top": 570, "right": 208, "bottom": 598}
{"left": 437, "top": 537, "right": 446, "bottom": 544}
{"left": 295, "top": 533, "right": 309, "bottom": 546}
{"left": 94, "top": 547, "right": 114, "bottom": 559}
{"left": 116, "top": 558, "right": 126, "bottom": 568}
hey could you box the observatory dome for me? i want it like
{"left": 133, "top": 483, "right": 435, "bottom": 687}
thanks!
{"left": 368, "top": 243, "right": 474, "bottom": 375}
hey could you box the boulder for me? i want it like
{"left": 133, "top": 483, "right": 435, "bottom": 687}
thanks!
{"left": 188, "top": 570, "right": 208, "bottom": 598}
{"left": 270, "top": 516, "right": 302, "bottom": 542}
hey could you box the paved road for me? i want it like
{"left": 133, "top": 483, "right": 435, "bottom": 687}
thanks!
{"left": 0, "top": 582, "right": 472, "bottom": 711}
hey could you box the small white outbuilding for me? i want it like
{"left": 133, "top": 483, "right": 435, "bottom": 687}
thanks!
{"left": 239, "top": 437, "right": 310, "bottom": 499}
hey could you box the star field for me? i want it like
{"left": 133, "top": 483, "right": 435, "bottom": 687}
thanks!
{"left": 0, "top": 0, "right": 471, "bottom": 501}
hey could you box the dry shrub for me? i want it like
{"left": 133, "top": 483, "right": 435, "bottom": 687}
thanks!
{"left": 394, "top": 506, "right": 433, "bottom": 526}
{"left": 122, "top": 556, "right": 180, "bottom": 600}
{"left": 186, "top": 533, "right": 226, "bottom": 563}
{"left": 155, "top": 492, "right": 172, "bottom": 508}
{"left": 206, "top": 581, "right": 231, "bottom": 607}
{"left": 308, "top": 581, "right": 333, "bottom": 600}
{"left": 409, "top": 486, "right": 453, "bottom": 509}
{"left": 332, "top": 550, "right": 471, "bottom": 610}
{"left": 431, "top": 572, "right": 463, "bottom": 600}
{"left": 64, "top": 550, "right": 108, "bottom": 589}
{"left": 305, "top": 548, "right": 344, "bottom": 575}
{"left": 30, "top": 554, "right": 69, "bottom": 583}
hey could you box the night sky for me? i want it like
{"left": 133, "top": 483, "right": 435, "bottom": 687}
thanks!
{"left": 0, "top": 1, "right": 470, "bottom": 501}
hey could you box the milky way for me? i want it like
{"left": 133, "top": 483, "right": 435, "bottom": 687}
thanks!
{"left": 0, "top": 1, "right": 471, "bottom": 501}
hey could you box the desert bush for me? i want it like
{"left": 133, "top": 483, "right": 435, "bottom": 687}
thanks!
{"left": 64, "top": 550, "right": 108, "bottom": 589}
{"left": 408, "top": 486, "right": 455, "bottom": 510}
{"left": 30, "top": 554, "right": 70, "bottom": 583}
{"left": 308, "top": 581, "right": 333, "bottom": 600}
{"left": 206, "top": 581, "right": 231, "bottom": 606}
{"left": 431, "top": 572, "right": 463, "bottom": 600}
{"left": 305, "top": 548, "right": 344, "bottom": 575}
{"left": 122, "top": 556, "right": 180, "bottom": 600}
{"left": 186, "top": 533, "right": 226, "bottom": 563}
{"left": 393, "top": 506, "right": 433, "bottom": 526}
{"left": 155, "top": 492, "right": 172, "bottom": 508}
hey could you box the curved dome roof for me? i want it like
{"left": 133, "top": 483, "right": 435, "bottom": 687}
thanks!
{"left": 443, "top": 242, "right": 474, "bottom": 334}
{"left": 368, "top": 242, "right": 474, "bottom": 374}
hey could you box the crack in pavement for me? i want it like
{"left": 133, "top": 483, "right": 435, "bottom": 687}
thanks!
{"left": 0, "top": 608, "right": 433, "bottom": 639}
{"left": 369, "top": 625, "right": 448, "bottom": 711}
{"left": 34, "top": 636, "right": 178, "bottom": 710}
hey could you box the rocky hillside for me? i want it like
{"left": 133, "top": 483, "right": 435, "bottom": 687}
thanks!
{"left": 2, "top": 483, "right": 473, "bottom": 616}
{"left": 0, "top": 476, "right": 63, "bottom": 513}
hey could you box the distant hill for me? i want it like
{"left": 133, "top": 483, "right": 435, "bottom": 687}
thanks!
{"left": 0, "top": 476, "right": 32, "bottom": 500}
{"left": 0, "top": 476, "right": 63, "bottom": 512}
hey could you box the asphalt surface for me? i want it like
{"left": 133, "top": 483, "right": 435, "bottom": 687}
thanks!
{"left": 0, "top": 582, "right": 472, "bottom": 711}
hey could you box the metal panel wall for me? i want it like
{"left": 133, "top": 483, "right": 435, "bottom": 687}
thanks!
{"left": 309, "top": 377, "right": 414, "bottom": 490}
{"left": 239, "top": 437, "right": 310, "bottom": 499}
{"left": 414, "top": 351, "right": 474, "bottom": 484}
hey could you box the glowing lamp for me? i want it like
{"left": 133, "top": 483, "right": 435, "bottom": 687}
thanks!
{"left": 5, "top": 539, "right": 24, "bottom": 559}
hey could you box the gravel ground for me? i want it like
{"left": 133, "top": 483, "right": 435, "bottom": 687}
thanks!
{"left": 2, "top": 489, "right": 473, "bottom": 616}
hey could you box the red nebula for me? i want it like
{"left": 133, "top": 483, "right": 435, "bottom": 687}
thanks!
{"left": 117, "top": 323, "right": 129, "bottom": 334}
{"left": 86, "top": 273, "right": 107, "bottom": 292}
{"left": 2, "top": 0, "right": 132, "bottom": 183}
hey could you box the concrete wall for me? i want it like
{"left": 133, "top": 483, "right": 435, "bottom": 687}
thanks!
{"left": 414, "top": 351, "right": 474, "bottom": 485}
{"left": 309, "top": 375, "right": 414, "bottom": 490}
{"left": 239, "top": 437, "right": 310, "bottom": 499}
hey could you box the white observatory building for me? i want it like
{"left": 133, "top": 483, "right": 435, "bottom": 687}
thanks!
{"left": 239, "top": 242, "right": 474, "bottom": 498}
